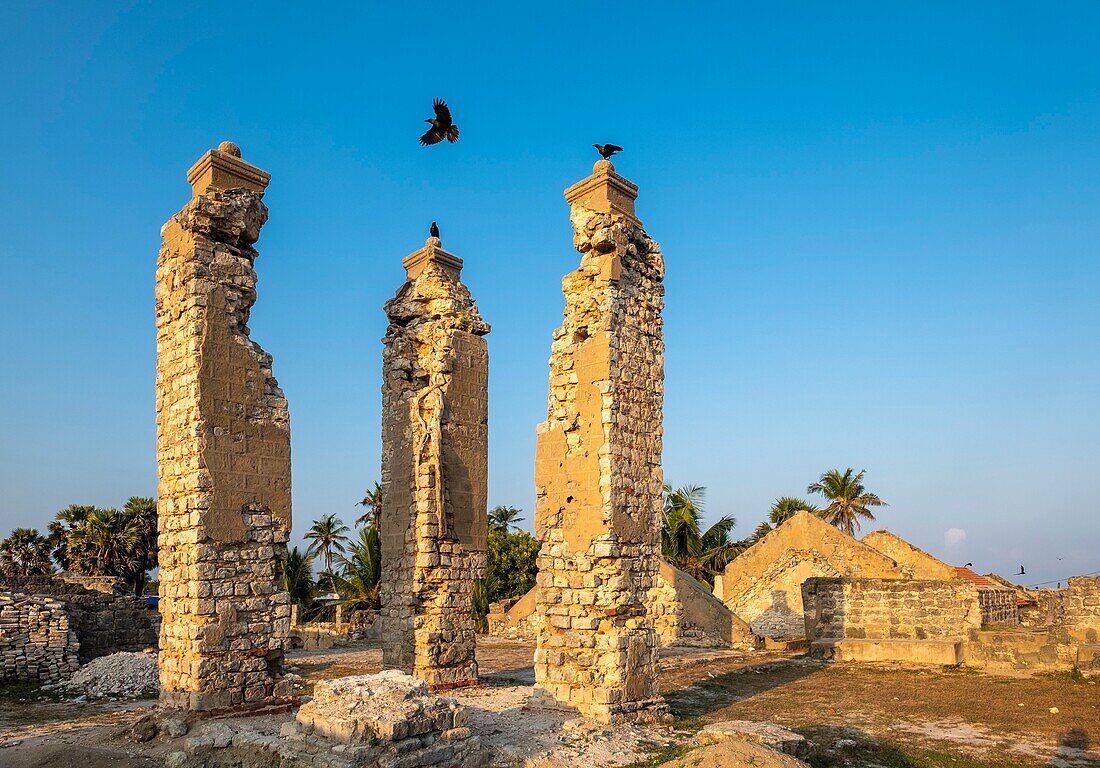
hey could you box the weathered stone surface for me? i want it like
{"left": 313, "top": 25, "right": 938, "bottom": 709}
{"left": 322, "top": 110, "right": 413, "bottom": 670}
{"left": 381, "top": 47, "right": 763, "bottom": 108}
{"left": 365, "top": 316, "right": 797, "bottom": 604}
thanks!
{"left": 532, "top": 160, "right": 668, "bottom": 723}
{"left": 155, "top": 144, "right": 292, "bottom": 710}
{"left": 661, "top": 741, "right": 810, "bottom": 768}
{"left": 695, "top": 720, "right": 809, "bottom": 758}
{"left": 380, "top": 236, "right": 489, "bottom": 689}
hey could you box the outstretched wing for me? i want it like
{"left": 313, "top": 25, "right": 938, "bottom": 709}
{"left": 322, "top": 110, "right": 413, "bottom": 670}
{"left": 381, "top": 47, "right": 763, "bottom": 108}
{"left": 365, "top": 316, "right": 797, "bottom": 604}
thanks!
{"left": 433, "top": 99, "right": 452, "bottom": 125}
{"left": 607, "top": 144, "right": 623, "bottom": 153}
{"left": 446, "top": 125, "right": 460, "bottom": 143}
{"left": 419, "top": 128, "right": 445, "bottom": 145}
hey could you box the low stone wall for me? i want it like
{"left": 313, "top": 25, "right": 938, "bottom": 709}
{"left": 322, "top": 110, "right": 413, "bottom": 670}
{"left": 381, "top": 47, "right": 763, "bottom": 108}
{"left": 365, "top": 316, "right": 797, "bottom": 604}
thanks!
{"left": 289, "top": 610, "right": 379, "bottom": 650}
{"left": 1062, "top": 576, "right": 1100, "bottom": 643}
{"left": 0, "top": 577, "right": 157, "bottom": 662}
{"left": 802, "top": 578, "right": 982, "bottom": 644}
{"left": 0, "top": 593, "right": 80, "bottom": 682}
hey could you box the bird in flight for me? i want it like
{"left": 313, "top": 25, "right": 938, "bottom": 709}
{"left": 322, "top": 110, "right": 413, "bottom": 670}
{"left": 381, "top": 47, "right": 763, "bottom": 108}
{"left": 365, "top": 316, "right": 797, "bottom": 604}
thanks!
{"left": 430, "top": 221, "right": 440, "bottom": 239}
{"left": 1019, "top": 565, "right": 1026, "bottom": 575}
{"left": 964, "top": 562, "right": 973, "bottom": 568}
{"left": 593, "top": 143, "right": 623, "bottom": 160}
{"left": 420, "top": 99, "right": 459, "bottom": 145}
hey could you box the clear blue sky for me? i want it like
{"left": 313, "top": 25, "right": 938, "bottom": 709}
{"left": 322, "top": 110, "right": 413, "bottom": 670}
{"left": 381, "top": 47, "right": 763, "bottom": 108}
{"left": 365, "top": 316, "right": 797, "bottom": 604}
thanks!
{"left": 1, "top": 2, "right": 1097, "bottom": 587}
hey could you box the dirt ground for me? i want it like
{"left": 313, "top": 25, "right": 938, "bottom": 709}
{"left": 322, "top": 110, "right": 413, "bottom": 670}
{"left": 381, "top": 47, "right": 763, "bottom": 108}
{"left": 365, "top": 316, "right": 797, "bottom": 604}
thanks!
{"left": 1, "top": 638, "right": 1098, "bottom": 768}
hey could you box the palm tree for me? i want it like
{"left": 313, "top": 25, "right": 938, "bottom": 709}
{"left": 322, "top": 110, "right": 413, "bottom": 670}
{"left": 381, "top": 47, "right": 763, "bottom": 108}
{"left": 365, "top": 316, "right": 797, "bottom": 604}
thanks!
{"left": 65, "top": 507, "right": 141, "bottom": 581}
{"left": 661, "top": 485, "right": 738, "bottom": 586}
{"left": 488, "top": 505, "right": 525, "bottom": 533}
{"left": 47, "top": 504, "right": 96, "bottom": 571}
{"left": 752, "top": 496, "right": 822, "bottom": 541}
{"left": 807, "top": 468, "right": 887, "bottom": 537}
{"left": 331, "top": 526, "right": 382, "bottom": 612}
{"left": 356, "top": 482, "right": 383, "bottom": 527}
{"left": 305, "top": 514, "right": 350, "bottom": 587}
{"left": 283, "top": 547, "right": 317, "bottom": 608}
{"left": 0, "top": 528, "right": 54, "bottom": 577}
{"left": 121, "top": 497, "right": 158, "bottom": 595}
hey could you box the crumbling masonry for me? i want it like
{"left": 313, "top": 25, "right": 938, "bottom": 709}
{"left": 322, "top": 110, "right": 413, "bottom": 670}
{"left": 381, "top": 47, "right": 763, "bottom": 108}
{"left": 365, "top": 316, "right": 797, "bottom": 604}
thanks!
{"left": 380, "top": 236, "right": 490, "bottom": 689}
{"left": 155, "top": 143, "right": 293, "bottom": 710}
{"left": 533, "top": 160, "right": 668, "bottom": 723}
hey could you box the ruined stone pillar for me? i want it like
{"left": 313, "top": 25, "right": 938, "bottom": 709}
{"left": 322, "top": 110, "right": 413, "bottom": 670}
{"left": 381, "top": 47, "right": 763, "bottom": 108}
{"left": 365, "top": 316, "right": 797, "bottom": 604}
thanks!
{"left": 380, "top": 235, "right": 490, "bottom": 689}
{"left": 155, "top": 142, "right": 293, "bottom": 710}
{"left": 533, "top": 160, "right": 668, "bottom": 723}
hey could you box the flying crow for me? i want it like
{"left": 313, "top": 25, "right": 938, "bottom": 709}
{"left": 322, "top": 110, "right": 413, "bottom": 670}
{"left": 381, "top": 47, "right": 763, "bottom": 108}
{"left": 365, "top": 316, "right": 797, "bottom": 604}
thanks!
{"left": 420, "top": 99, "right": 459, "bottom": 145}
{"left": 593, "top": 143, "right": 623, "bottom": 160}
{"left": 964, "top": 562, "right": 973, "bottom": 568}
{"left": 430, "top": 221, "right": 440, "bottom": 239}
{"left": 1019, "top": 565, "right": 1026, "bottom": 575}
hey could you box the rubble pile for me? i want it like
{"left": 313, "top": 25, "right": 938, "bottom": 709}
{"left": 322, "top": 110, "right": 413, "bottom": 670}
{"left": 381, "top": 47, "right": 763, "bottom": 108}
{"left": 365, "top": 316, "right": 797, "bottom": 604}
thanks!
{"left": 56, "top": 651, "right": 158, "bottom": 699}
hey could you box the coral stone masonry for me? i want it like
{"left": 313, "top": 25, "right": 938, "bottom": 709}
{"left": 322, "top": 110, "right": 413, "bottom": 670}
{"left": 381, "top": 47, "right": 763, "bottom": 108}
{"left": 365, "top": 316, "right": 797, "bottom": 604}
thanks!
{"left": 533, "top": 160, "right": 668, "bottom": 723}
{"left": 380, "top": 236, "right": 490, "bottom": 690}
{"left": 155, "top": 143, "right": 293, "bottom": 710}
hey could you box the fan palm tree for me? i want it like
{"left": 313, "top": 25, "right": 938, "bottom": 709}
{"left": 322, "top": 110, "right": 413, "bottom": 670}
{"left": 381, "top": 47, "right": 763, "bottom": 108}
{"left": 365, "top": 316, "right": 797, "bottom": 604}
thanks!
{"left": 807, "top": 468, "right": 887, "bottom": 536}
{"left": 304, "top": 514, "right": 350, "bottom": 584}
{"left": 283, "top": 546, "right": 317, "bottom": 608}
{"left": 65, "top": 507, "right": 141, "bottom": 581}
{"left": 488, "top": 505, "right": 525, "bottom": 533}
{"left": 661, "top": 484, "right": 738, "bottom": 586}
{"left": 47, "top": 504, "right": 96, "bottom": 571}
{"left": 120, "top": 497, "right": 158, "bottom": 595}
{"left": 331, "top": 526, "right": 382, "bottom": 612}
{"left": 752, "top": 496, "right": 822, "bottom": 541}
{"left": 356, "top": 482, "right": 383, "bottom": 527}
{"left": 0, "top": 528, "right": 54, "bottom": 577}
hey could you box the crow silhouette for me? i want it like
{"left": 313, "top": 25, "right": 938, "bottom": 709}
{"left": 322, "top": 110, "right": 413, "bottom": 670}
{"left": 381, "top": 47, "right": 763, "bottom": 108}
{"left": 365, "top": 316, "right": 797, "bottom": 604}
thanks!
{"left": 964, "top": 562, "right": 973, "bottom": 568}
{"left": 420, "top": 99, "right": 459, "bottom": 145}
{"left": 430, "top": 221, "right": 440, "bottom": 239}
{"left": 1019, "top": 565, "right": 1026, "bottom": 575}
{"left": 593, "top": 143, "right": 623, "bottom": 159}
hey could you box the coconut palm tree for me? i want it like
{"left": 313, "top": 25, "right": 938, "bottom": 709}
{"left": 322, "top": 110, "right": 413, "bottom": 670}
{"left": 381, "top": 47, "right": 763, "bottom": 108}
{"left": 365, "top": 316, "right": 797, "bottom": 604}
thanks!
{"left": 356, "top": 482, "right": 383, "bottom": 527}
{"left": 488, "top": 505, "right": 525, "bottom": 533}
{"left": 305, "top": 514, "right": 350, "bottom": 587}
{"left": 752, "top": 496, "right": 822, "bottom": 541}
{"left": 283, "top": 547, "right": 317, "bottom": 608}
{"left": 661, "top": 484, "right": 738, "bottom": 586}
{"left": 807, "top": 468, "right": 887, "bottom": 536}
{"left": 331, "top": 526, "right": 382, "bottom": 612}
{"left": 0, "top": 528, "right": 54, "bottom": 577}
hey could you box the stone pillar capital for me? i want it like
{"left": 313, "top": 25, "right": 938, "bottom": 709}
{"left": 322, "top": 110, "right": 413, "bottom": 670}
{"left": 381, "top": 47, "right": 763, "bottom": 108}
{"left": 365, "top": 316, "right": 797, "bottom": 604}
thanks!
{"left": 187, "top": 142, "right": 271, "bottom": 197}
{"left": 402, "top": 239, "right": 464, "bottom": 280}
{"left": 564, "top": 160, "right": 640, "bottom": 225}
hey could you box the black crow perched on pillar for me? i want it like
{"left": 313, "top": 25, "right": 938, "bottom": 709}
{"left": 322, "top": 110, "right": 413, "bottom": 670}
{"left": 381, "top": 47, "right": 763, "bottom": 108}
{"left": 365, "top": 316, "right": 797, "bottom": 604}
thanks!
{"left": 430, "top": 222, "right": 440, "bottom": 239}
{"left": 593, "top": 143, "right": 623, "bottom": 160}
{"left": 420, "top": 99, "right": 459, "bottom": 145}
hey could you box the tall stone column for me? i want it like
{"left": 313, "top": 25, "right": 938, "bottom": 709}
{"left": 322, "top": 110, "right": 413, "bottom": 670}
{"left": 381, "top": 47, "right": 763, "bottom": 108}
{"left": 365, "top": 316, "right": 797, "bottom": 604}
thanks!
{"left": 380, "top": 234, "right": 490, "bottom": 690}
{"left": 155, "top": 142, "right": 293, "bottom": 711}
{"left": 533, "top": 160, "right": 668, "bottom": 723}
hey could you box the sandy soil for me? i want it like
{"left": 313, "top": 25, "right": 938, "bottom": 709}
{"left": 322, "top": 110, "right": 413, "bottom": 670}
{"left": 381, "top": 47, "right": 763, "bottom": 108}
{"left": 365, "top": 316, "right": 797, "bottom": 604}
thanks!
{"left": 1, "top": 639, "right": 1098, "bottom": 768}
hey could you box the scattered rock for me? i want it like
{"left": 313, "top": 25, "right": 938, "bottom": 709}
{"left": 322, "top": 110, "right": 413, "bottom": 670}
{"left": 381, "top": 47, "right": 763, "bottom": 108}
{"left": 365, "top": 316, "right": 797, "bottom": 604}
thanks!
{"left": 158, "top": 717, "right": 189, "bottom": 738}
{"left": 130, "top": 713, "right": 157, "bottom": 743}
{"left": 58, "top": 651, "right": 158, "bottom": 699}
{"left": 1050, "top": 707, "right": 1060, "bottom": 714}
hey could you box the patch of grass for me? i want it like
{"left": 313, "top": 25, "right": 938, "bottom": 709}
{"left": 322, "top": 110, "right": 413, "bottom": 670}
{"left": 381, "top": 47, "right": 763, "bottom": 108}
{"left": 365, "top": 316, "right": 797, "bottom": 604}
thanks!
{"left": 797, "top": 727, "right": 1033, "bottom": 768}
{"left": 1036, "top": 668, "right": 1088, "bottom": 685}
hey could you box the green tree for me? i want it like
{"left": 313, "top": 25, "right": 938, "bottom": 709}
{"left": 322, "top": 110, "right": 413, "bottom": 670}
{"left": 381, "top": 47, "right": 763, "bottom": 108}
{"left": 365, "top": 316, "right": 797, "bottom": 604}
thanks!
{"left": 807, "top": 468, "right": 887, "bottom": 537}
{"left": 283, "top": 546, "right": 317, "bottom": 608}
{"left": 0, "top": 528, "right": 54, "bottom": 577}
{"left": 65, "top": 507, "right": 141, "bottom": 585}
{"left": 304, "top": 514, "right": 350, "bottom": 587}
{"left": 121, "top": 497, "right": 158, "bottom": 595}
{"left": 331, "top": 525, "right": 382, "bottom": 612}
{"left": 356, "top": 482, "right": 383, "bottom": 527}
{"left": 487, "top": 505, "right": 525, "bottom": 533}
{"left": 46, "top": 504, "right": 96, "bottom": 571}
{"left": 471, "top": 577, "right": 494, "bottom": 634}
{"left": 485, "top": 529, "right": 540, "bottom": 602}
{"left": 752, "top": 496, "right": 822, "bottom": 541}
{"left": 660, "top": 484, "right": 738, "bottom": 587}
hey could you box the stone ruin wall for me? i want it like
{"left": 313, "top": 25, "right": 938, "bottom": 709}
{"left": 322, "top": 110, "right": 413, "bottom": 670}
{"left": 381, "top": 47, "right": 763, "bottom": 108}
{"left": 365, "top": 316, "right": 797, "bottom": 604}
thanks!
{"left": 0, "top": 593, "right": 80, "bottom": 682}
{"left": 155, "top": 145, "right": 292, "bottom": 710}
{"left": 802, "top": 577, "right": 983, "bottom": 644}
{"left": 975, "top": 587, "right": 1019, "bottom": 626}
{"left": 0, "top": 576, "right": 156, "bottom": 662}
{"left": 533, "top": 160, "right": 667, "bottom": 723}
{"left": 1061, "top": 576, "right": 1100, "bottom": 643}
{"left": 380, "top": 240, "right": 489, "bottom": 690}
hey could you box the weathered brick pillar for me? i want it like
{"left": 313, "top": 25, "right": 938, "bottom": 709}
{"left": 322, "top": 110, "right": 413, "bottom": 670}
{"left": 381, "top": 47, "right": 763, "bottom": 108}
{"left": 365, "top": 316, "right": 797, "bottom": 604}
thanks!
{"left": 533, "top": 159, "right": 668, "bottom": 723}
{"left": 380, "top": 235, "right": 490, "bottom": 689}
{"left": 155, "top": 142, "right": 293, "bottom": 710}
